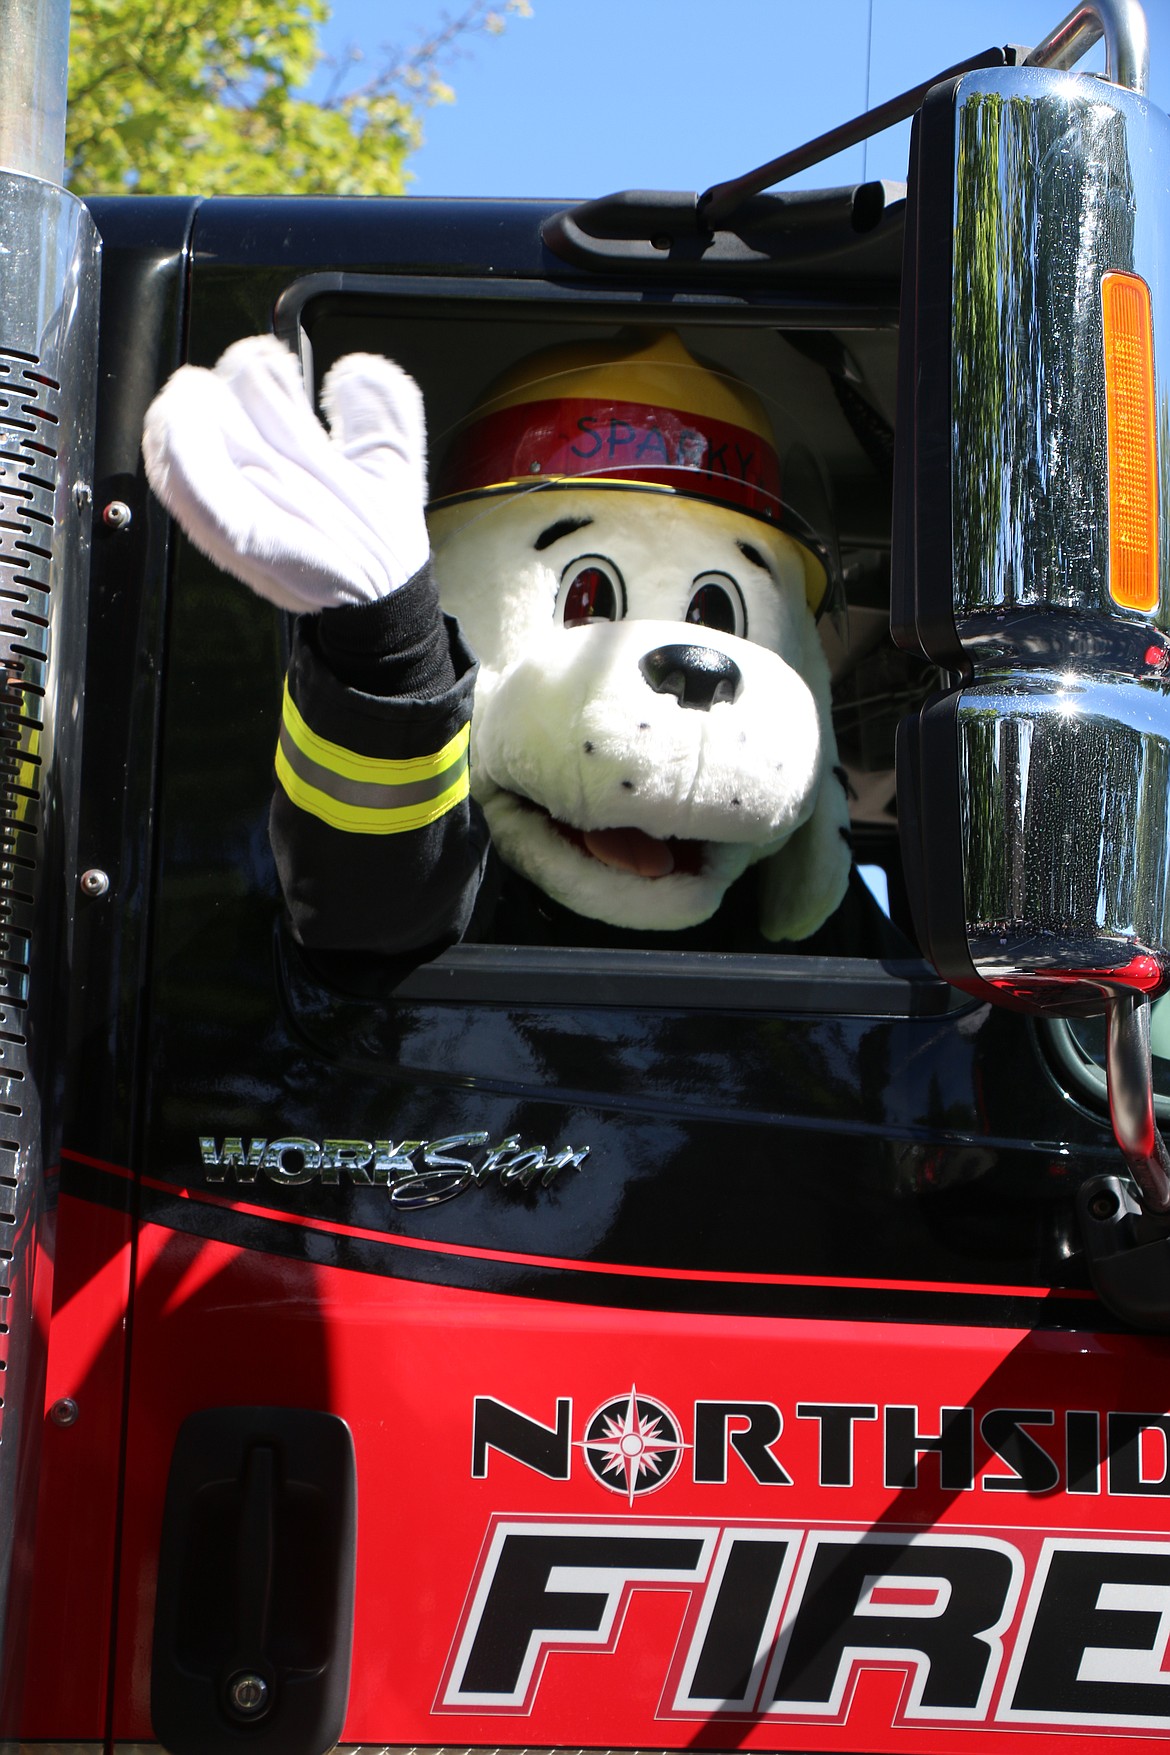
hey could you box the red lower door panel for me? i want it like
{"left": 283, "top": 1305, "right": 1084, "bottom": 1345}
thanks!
{"left": 96, "top": 1208, "right": 1170, "bottom": 1753}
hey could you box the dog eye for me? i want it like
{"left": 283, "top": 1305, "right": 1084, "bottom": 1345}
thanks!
{"left": 686, "top": 573, "right": 746, "bottom": 638}
{"left": 556, "top": 556, "right": 626, "bottom": 628}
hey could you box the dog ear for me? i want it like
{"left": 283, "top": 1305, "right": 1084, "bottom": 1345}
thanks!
{"left": 755, "top": 758, "right": 852, "bottom": 941}
{"left": 756, "top": 603, "right": 853, "bottom": 942}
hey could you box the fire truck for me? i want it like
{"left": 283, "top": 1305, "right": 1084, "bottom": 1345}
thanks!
{"left": 3, "top": 0, "right": 1170, "bottom": 1750}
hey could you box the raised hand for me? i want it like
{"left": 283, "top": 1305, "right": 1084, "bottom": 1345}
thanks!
{"left": 142, "top": 336, "right": 430, "bottom": 613}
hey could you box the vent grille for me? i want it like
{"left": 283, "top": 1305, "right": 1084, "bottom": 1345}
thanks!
{"left": 0, "top": 346, "right": 58, "bottom": 1405}
{"left": 0, "top": 173, "right": 99, "bottom": 1723}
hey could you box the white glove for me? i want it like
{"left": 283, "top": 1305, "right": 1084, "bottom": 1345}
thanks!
{"left": 141, "top": 335, "right": 430, "bottom": 613}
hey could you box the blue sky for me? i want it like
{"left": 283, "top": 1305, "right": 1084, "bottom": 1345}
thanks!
{"left": 315, "top": 0, "right": 1170, "bottom": 199}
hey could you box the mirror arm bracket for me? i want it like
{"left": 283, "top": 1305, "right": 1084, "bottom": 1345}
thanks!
{"left": 1105, "top": 989, "right": 1170, "bottom": 1213}
{"left": 697, "top": 47, "right": 1016, "bottom": 228}
{"left": 1079, "top": 988, "right": 1170, "bottom": 1328}
{"left": 1024, "top": 0, "right": 1149, "bottom": 95}
{"left": 699, "top": 0, "right": 1149, "bottom": 228}
{"left": 1078, "top": 1171, "right": 1170, "bottom": 1330}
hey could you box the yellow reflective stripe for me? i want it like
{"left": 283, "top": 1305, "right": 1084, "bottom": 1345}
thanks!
{"left": 281, "top": 680, "right": 468, "bottom": 786}
{"left": 277, "top": 726, "right": 473, "bottom": 835}
{"left": 275, "top": 740, "right": 470, "bottom": 833}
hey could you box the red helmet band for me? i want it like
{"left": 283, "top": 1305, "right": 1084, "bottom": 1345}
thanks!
{"left": 433, "top": 396, "right": 783, "bottom": 522}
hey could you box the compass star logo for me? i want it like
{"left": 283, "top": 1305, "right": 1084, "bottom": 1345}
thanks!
{"left": 579, "top": 1387, "right": 687, "bottom": 1504}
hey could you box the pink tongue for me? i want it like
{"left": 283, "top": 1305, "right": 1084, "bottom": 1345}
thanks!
{"left": 582, "top": 826, "right": 676, "bottom": 878}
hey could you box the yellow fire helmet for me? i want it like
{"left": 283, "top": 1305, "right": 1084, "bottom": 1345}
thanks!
{"left": 430, "top": 329, "right": 837, "bottom": 614}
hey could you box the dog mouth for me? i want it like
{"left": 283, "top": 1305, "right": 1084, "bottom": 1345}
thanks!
{"left": 555, "top": 820, "right": 706, "bottom": 878}
{"left": 512, "top": 797, "right": 705, "bottom": 878}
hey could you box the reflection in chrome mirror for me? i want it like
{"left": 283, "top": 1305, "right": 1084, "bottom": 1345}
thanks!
{"left": 894, "top": 21, "right": 1170, "bottom": 1249}
{"left": 897, "top": 59, "right": 1170, "bottom": 1013}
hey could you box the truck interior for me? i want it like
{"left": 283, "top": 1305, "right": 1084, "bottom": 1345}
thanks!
{"left": 298, "top": 277, "right": 920, "bottom": 940}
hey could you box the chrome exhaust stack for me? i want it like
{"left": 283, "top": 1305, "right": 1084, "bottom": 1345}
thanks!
{"left": 0, "top": 0, "right": 100, "bottom": 1720}
{"left": 0, "top": 0, "right": 71, "bottom": 183}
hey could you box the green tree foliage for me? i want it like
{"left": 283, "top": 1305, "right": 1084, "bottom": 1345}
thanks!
{"left": 66, "top": 0, "right": 529, "bottom": 197}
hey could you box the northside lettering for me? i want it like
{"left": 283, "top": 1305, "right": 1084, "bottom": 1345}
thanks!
{"left": 199, "top": 1133, "right": 589, "bottom": 1207}
{"left": 474, "top": 1393, "right": 1170, "bottom": 1498}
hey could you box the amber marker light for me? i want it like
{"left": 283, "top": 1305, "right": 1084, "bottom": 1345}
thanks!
{"left": 1102, "top": 269, "right": 1160, "bottom": 614}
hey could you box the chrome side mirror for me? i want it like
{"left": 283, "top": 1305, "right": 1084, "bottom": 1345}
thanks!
{"left": 893, "top": 8, "right": 1170, "bottom": 1315}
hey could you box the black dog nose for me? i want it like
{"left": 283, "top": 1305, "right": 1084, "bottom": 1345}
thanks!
{"left": 639, "top": 644, "right": 743, "bottom": 711}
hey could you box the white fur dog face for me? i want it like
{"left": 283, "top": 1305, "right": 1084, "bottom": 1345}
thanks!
{"left": 428, "top": 487, "right": 849, "bottom": 934}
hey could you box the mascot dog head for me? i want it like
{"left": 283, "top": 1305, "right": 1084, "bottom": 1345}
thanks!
{"left": 427, "top": 331, "right": 852, "bottom": 939}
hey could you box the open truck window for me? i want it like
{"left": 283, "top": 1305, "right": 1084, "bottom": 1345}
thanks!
{"left": 261, "top": 267, "right": 944, "bottom": 1013}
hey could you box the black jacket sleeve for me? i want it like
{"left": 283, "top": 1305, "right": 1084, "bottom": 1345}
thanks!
{"left": 269, "top": 562, "right": 490, "bottom": 956}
